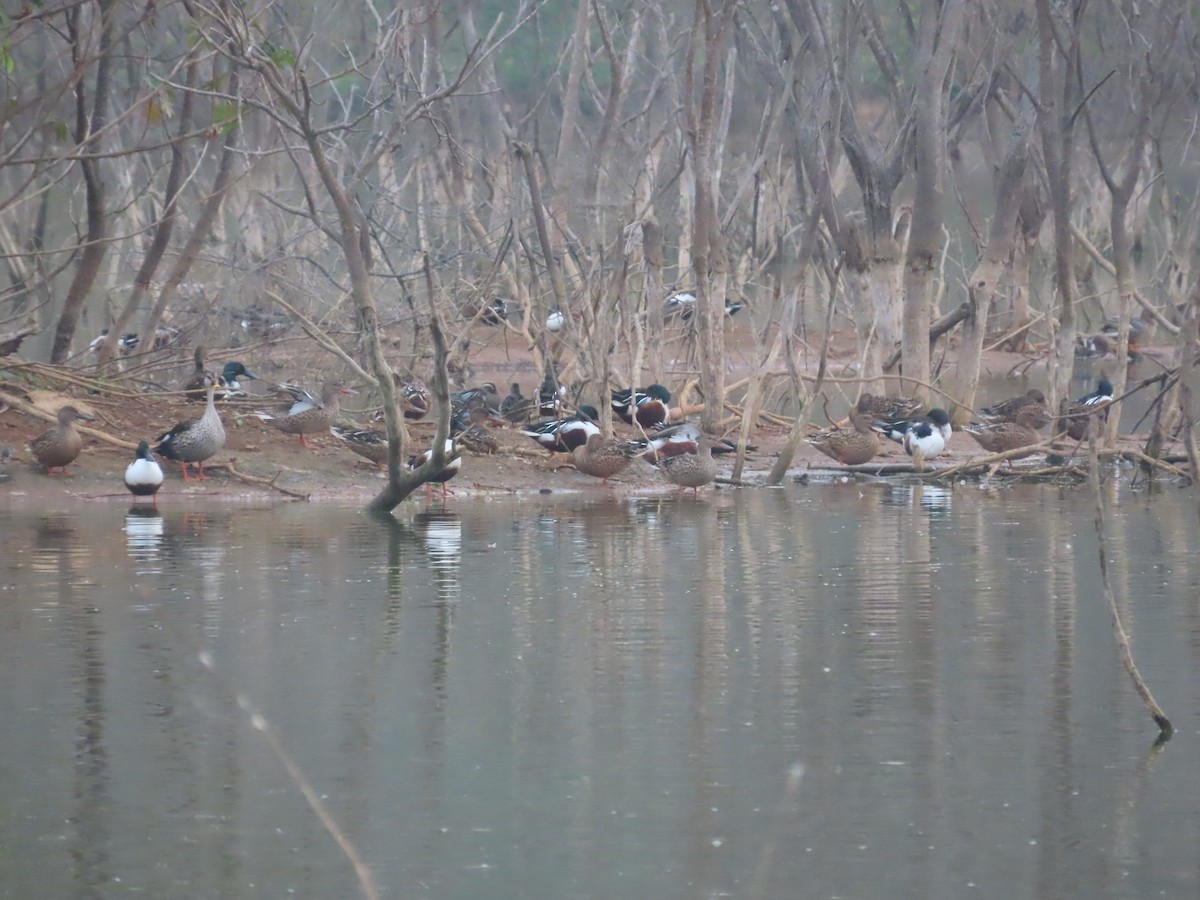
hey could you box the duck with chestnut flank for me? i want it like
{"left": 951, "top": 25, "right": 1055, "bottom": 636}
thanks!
{"left": 630, "top": 422, "right": 738, "bottom": 464}
{"left": 409, "top": 439, "right": 462, "bottom": 498}
{"left": 612, "top": 383, "right": 671, "bottom": 428}
{"left": 330, "top": 425, "right": 389, "bottom": 466}
{"left": 30, "top": 405, "right": 94, "bottom": 475}
{"left": 1057, "top": 377, "right": 1114, "bottom": 441}
{"left": 255, "top": 381, "right": 357, "bottom": 447}
{"left": 519, "top": 406, "right": 600, "bottom": 454}
{"left": 155, "top": 375, "right": 226, "bottom": 480}
{"left": 874, "top": 408, "right": 953, "bottom": 471}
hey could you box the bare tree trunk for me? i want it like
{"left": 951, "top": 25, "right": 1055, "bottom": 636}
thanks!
{"left": 901, "top": 0, "right": 963, "bottom": 404}
{"left": 948, "top": 95, "right": 1033, "bottom": 422}
{"left": 685, "top": 0, "right": 735, "bottom": 434}
{"left": 50, "top": 0, "right": 116, "bottom": 363}
{"left": 1036, "top": 0, "right": 1081, "bottom": 411}
{"left": 96, "top": 56, "right": 199, "bottom": 368}
{"left": 553, "top": 0, "right": 591, "bottom": 193}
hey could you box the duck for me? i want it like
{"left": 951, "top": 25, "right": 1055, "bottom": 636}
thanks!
{"left": 124, "top": 440, "right": 164, "bottom": 504}
{"left": 29, "top": 405, "right": 94, "bottom": 475}
{"left": 1074, "top": 334, "right": 1112, "bottom": 360}
{"left": 399, "top": 380, "right": 430, "bottom": 420}
{"left": 519, "top": 406, "right": 600, "bottom": 454}
{"left": 660, "top": 435, "right": 719, "bottom": 494}
{"left": 963, "top": 407, "right": 1050, "bottom": 461}
{"left": 572, "top": 432, "right": 635, "bottom": 483}
{"left": 538, "top": 372, "right": 568, "bottom": 416}
{"left": 330, "top": 425, "right": 388, "bottom": 466}
{"left": 663, "top": 292, "right": 745, "bottom": 321}
{"left": 632, "top": 422, "right": 738, "bottom": 463}
{"left": 979, "top": 388, "right": 1047, "bottom": 424}
{"left": 546, "top": 306, "right": 565, "bottom": 333}
{"left": 452, "top": 406, "right": 502, "bottom": 455}
{"left": 1057, "top": 377, "right": 1115, "bottom": 441}
{"left": 499, "top": 382, "right": 532, "bottom": 423}
{"left": 612, "top": 383, "right": 671, "bottom": 428}
{"left": 806, "top": 413, "right": 881, "bottom": 465}
{"left": 254, "top": 381, "right": 357, "bottom": 447}
{"left": 214, "top": 361, "right": 258, "bottom": 399}
{"left": 154, "top": 374, "right": 226, "bottom": 480}
{"left": 409, "top": 439, "right": 461, "bottom": 497}
{"left": 88, "top": 329, "right": 140, "bottom": 354}
{"left": 854, "top": 392, "right": 923, "bottom": 421}
{"left": 182, "top": 346, "right": 210, "bottom": 400}
{"left": 874, "top": 407, "right": 952, "bottom": 471}
{"left": 1101, "top": 306, "right": 1157, "bottom": 353}
{"left": 451, "top": 382, "right": 500, "bottom": 412}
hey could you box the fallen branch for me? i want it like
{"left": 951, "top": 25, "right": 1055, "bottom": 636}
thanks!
{"left": 1088, "top": 428, "right": 1172, "bottom": 739}
{"left": 203, "top": 461, "right": 310, "bottom": 500}
{"left": 0, "top": 389, "right": 139, "bottom": 450}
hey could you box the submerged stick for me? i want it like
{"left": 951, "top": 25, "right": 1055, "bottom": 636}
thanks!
{"left": 1087, "top": 428, "right": 1172, "bottom": 739}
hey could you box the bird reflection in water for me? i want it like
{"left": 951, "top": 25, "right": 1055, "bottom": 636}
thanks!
{"left": 882, "top": 482, "right": 953, "bottom": 517}
{"left": 414, "top": 511, "right": 462, "bottom": 605}
{"left": 123, "top": 508, "right": 164, "bottom": 573}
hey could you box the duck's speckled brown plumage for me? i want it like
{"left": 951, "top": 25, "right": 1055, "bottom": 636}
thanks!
{"left": 572, "top": 433, "right": 633, "bottom": 482}
{"left": 963, "top": 408, "right": 1049, "bottom": 459}
{"left": 855, "top": 393, "right": 923, "bottom": 421}
{"left": 30, "top": 405, "right": 92, "bottom": 474}
{"left": 258, "top": 381, "right": 356, "bottom": 447}
{"left": 806, "top": 414, "right": 881, "bottom": 466}
{"left": 979, "top": 389, "right": 1047, "bottom": 424}
{"left": 661, "top": 435, "right": 719, "bottom": 493}
{"left": 330, "top": 425, "right": 389, "bottom": 465}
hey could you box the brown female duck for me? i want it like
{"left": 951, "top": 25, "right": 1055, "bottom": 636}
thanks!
{"left": 572, "top": 433, "right": 635, "bottom": 483}
{"left": 255, "top": 381, "right": 357, "bottom": 447}
{"left": 806, "top": 414, "right": 881, "bottom": 466}
{"left": 962, "top": 407, "right": 1050, "bottom": 461}
{"left": 660, "top": 435, "right": 719, "bottom": 494}
{"left": 979, "top": 389, "right": 1047, "bottom": 424}
{"left": 30, "top": 405, "right": 94, "bottom": 475}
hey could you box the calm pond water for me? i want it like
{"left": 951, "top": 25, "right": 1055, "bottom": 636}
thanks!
{"left": 1, "top": 480, "right": 1198, "bottom": 899}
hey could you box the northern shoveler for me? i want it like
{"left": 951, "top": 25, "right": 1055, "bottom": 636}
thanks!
{"left": 538, "top": 372, "right": 568, "bottom": 417}
{"left": 124, "top": 440, "right": 164, "bottom": 504}
{"left": 632, "top": 422, "right": 737, "bottom": 463}
{"left": 89, "top": 329, "right": 139, "bottom": 354}
{"left": 612, "top": 384, "right": 671, "bottom": 428}
{"left": 30, "top": 405, "right": 93, "bottom": 475}
{"left": 254, "top": 381, "right": 357, "bottom": 447}
{"left": 409, "top": 439, "right": 461, "bottom": 497}
{"left": 1057, "top": 377, "right": 1114, "bottom": 441}
{"left": 806, "top": 413, "right": 881, "bottom": 466}
{"left": 660, "top": 435, "right": 719, "bottom": 494}
{"left": 979, "top": 388, "right": 1047, "bottom": 424}
{"left": 572, "top": 432, "right": 635, "bottom": 483}
{"left": 875, "top": 408, "right": 952, "bottom": 471}
{"left": 546, "top": 307, "right": 565, "bottom": 333}
{"left": 1102, "top": 307, "right": 1157, "bottom": 353}
{"left": 663, "top": 292, "right": 744, "bottom": 321}
{"left": 963, "top": 407, "right": 1050, "bottom": 461}
{"left": 155, "top": 374, "right": 226, "bottom": 479}
{"left": 1074, "top": 334, "right": 1112, "bottom": 360}
{"left": 519, "top": 406, "right": 600, "bottom": 454}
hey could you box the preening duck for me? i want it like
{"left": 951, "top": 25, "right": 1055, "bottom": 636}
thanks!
{"left": 806, "top": 414, "right": 881, "bottom": 466}
{"left": 874, "top": 408, "right": 952, "bottom": 471}
{"left": 255, "top": 381, "right": 357, "bottom": 447}
{"left": 963, "top": 407, "right": 1050, "bottom": 462}
{"left": 409, "top": 440, "right": 462, "bottom": 498}
{"left": 572, "top": 433, "right": 636, "bottom": 484}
